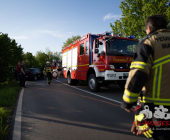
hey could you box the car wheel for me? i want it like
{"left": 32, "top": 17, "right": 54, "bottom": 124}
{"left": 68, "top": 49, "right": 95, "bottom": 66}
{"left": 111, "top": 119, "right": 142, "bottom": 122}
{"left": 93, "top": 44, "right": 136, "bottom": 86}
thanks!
{"left": 43, "top": 75, "right": 46, "bottom": 80}
{"left": 34, "top": 75, "right": 37, "bottom": 81}
{"left": 88, "top": 74, "right": 100, "bottom": 92}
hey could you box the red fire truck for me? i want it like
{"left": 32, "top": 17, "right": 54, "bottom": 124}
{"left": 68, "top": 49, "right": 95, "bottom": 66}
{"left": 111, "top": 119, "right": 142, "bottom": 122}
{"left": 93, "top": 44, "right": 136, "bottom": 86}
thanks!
{"left": 62, "top": 32, "right": 138, "bottom": 91}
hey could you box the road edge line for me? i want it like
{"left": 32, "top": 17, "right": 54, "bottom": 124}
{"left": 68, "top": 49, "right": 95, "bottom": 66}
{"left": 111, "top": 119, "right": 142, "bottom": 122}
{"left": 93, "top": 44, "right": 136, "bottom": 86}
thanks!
{"left": 12, "top": 81, "right": 27, "bottom": 140}
{"left": 55, "top": 80, "right": 121, "bottom": 104}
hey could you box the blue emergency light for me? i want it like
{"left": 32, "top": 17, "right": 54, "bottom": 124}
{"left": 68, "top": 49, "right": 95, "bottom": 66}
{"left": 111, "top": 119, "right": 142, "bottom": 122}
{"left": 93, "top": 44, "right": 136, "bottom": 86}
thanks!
{"left": 128, "top": 36, "right": 135, "bottom": 39}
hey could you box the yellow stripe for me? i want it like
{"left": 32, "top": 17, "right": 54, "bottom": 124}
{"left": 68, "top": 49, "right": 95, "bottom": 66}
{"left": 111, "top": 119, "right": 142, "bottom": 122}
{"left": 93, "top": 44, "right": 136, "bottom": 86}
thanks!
{"left": 142, "top": 102, "right": 170, "bottom": 106}
{"left": 152, "top": 54, "right": 170, "bottom": 69}
{"left": 154, "top": 103, "right": 170, "bottom": 106}
{"left": 153, "top": 54, "right": 170, "bottom": 63}
{"left": 124, "top": 89, "right": 139, "bottom": 97}
{"left": 143, "top": 97, "right": 170, "bottom": 101}
{"left": 142, "top": 97, "right": 170, "bottom": 105}
{"left": 130, "top": 65, "right": 145, "bottom": 69}
{"left": 130, "top": 61, "right": 146, "bottom": 69}
{"left": 123, "top": 95, "right": 138, "bottom": 103}
{"left": 152, "top": 67, "right": 157, "bottom": 98}
{"left": 152, "top": 59, "right": 170, "bottom": 69}
{"left": 78, "top": 64, "right": 89, "bottom": 67}
{"left": 123, "top": 89, "right": 139, "bottom": 103}
{"left": 157, "top": 65, "right": 162, "bottom": 99}
{"left": 131, "top": 61, "right": 146, "bottom": 65}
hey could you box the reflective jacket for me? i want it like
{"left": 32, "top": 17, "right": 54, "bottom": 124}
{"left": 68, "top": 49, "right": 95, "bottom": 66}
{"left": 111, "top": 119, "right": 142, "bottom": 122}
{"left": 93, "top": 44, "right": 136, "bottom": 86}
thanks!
{"left": 43, "top": 65, "right": 53, "bottom": 73}
{"left": 121, "top": 29, "right": 170, "bottom": 109}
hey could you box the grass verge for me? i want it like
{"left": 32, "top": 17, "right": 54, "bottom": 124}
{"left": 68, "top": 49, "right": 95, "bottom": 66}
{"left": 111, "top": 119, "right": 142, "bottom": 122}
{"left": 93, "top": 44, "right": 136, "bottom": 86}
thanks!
{"left": 0, "top": 81, "right": 20, "bottom": 140}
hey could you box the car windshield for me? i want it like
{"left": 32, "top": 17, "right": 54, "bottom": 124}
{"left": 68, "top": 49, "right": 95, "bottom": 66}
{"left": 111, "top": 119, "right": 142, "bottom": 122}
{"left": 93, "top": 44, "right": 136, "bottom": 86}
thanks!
{"left": 25, "top": 69, "right": 33, "bottom": 72}
{"left": 106, "top": 39, "right": 138, "bottom": 56}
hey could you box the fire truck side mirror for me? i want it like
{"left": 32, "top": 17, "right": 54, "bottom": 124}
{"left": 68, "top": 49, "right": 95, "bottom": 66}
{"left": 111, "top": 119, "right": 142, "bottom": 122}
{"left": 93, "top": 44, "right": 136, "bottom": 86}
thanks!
{"left": 95, "top": 39, "right": 99, "bottom": 48}
{"left": 95, "top": 48, "right": 99, "bottom": 54}
{"left": 99, "top": 42, "right": 103, "bottom": 45}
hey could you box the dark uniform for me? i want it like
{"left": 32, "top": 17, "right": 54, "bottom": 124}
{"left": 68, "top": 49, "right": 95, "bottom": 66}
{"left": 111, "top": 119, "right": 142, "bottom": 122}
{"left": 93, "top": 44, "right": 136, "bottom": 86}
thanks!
{"left": 121, "top": 29, "right": 170, "bottom": 140}
{"left": 43, "top": 65, "right": 53, "bottom": 85}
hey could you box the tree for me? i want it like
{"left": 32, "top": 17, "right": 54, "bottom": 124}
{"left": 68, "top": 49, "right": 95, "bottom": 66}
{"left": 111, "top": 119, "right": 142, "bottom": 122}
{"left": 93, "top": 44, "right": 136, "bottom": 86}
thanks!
{"left": 45, "top": 47, "right": 61, "bottom": 62}
{"left": 23, "top": 52, "right": 38, "bottom": 68}
{"left": 0, "top": 33, "right": 23, "bottom": 84}
{"left": 35, "top": 51, "right": 49, "bottom": 70}
{"left": 62, "top": 35, "right": 81, "bottom": 48}
{"left": 110, "top": 0, "right": 170, "bottom": 40}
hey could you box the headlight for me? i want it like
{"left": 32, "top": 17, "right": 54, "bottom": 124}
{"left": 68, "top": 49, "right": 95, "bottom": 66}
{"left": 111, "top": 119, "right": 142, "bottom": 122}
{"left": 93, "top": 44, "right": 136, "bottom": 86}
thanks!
{"left": 109, "top": 65, "right": 115, "bottom": 69}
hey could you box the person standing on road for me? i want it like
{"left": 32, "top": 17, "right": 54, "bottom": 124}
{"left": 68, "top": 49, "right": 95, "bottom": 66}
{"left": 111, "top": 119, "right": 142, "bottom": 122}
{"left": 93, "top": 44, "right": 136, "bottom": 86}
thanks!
{"left": 17, "top": 62, "right": 21, "bottom": 85}
{"left": 20, "top": 61, "right": 27, "bottom": 88}
{"left": 121, "top": 14, "right": 170, "bottom": 140}
{"left": 43, "top": 61, "right": 53, "bottom": 85}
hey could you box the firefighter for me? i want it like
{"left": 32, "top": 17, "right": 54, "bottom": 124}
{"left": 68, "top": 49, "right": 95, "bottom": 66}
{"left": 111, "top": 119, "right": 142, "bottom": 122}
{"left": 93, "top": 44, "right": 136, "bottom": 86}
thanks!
{"left": 121, "top": 14, "right": 170, "bottom": 140}
{"left": 43, "top": 61, "right": 53, "bottom": 85}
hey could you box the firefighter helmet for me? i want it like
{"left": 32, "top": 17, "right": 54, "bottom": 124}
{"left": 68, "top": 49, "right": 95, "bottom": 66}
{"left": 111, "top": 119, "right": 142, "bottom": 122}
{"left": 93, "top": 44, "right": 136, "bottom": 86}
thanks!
{"left": 46, "top": 61, "right": 50, "bottom": 64}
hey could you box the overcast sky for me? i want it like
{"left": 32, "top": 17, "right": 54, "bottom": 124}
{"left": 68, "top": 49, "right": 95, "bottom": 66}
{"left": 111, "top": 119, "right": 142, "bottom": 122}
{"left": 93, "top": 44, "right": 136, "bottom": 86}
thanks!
{"left": 0, "top": 0, "right": 123, "bottom": 55}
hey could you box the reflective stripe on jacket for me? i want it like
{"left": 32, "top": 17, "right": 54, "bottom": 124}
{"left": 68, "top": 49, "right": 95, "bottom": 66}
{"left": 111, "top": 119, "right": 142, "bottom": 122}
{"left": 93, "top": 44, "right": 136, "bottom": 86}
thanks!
{"left": 122, "top": 29, "right": 170, "bottom": 108}
{"left": 43, "top": 65, "right": 53, "bottom": 73}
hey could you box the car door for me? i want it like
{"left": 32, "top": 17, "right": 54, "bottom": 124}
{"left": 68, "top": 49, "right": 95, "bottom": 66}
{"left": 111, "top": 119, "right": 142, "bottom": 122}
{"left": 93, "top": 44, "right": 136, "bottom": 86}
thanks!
{"left": 37, "top": 68, "right": 41, "bottom": 79}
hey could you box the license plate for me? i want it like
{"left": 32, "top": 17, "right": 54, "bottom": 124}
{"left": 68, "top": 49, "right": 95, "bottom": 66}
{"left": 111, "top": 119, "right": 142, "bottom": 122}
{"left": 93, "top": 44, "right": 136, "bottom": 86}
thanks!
{"left": 123, "top": 73, "right": 128, "bottom": 76}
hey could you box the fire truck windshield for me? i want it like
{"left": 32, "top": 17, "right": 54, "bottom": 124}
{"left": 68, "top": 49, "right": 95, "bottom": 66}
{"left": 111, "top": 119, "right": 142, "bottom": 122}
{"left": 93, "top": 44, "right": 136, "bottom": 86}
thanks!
{"left": 57, "top": 62, "right": 62, "bottom": 67}
{"left": 106, "top": 39, "right": 138, "bottom": 56}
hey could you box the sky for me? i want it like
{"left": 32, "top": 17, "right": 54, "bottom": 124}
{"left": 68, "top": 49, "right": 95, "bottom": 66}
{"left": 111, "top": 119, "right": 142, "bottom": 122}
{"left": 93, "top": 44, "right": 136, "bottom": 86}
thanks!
{"left": 0, "top": 0, "right": 123, "bottom": 56}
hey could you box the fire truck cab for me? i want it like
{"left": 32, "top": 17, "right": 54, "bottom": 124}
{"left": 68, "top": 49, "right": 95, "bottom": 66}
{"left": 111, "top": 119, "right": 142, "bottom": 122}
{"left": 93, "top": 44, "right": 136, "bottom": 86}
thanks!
{"left": 62, "top": 33, "right": 138, "bottom": 91}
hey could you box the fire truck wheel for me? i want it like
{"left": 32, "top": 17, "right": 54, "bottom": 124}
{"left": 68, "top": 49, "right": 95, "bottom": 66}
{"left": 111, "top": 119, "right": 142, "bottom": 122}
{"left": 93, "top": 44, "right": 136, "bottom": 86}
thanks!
{"left": 67, "top": 73, "right": 78, "bottom": 85}
{"left": 88, "top": 74, "right": 100, "bottom": 92}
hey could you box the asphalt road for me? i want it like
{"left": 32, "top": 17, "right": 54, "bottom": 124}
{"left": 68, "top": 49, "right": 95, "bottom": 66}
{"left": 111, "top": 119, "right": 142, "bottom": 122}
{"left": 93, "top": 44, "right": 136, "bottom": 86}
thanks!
{"left": 21, "top": 77, "right": 147, "bottom": 140}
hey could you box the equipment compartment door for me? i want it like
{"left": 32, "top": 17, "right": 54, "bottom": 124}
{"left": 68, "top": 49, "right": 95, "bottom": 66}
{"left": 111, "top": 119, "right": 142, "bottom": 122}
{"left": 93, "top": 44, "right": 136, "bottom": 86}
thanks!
{"left": 67, "top": 50, "right": 72, "bottom": 70}
{"left": 77, "top": 42, "right": 86, "bottom": 80}
{"left": 72, "top": 47, "right": 77, "bottom": 70}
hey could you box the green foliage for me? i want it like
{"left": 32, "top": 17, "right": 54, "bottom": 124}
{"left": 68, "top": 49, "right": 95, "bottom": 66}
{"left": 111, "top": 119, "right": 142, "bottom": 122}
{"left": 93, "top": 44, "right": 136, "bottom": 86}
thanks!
{"left": 0, "top": 81, "right": 20, "bottom": 139}
{"left": 35, "top": 51, "right": 49, "bottom": 70}
{"left": 45, "top": 47, "right": 62, "bottom": 62}
{"left": 22, "top": 48, "right": 61, "bottom": 71}
{"left": 34, "top": 48, "right": 61, "bottom": 70}
{"left": 62, "top": 35, "right": 81, "bottom": 48}
{"left": 23, "top": 52, "right": 38, "bottom": 68}
{"left": 0, "top": 81, "right": 20, "bottom": 107}
{"left": 110, "top": 0, "right": 170, "bottom": 40}
{"left": 0, "top": 33, "right": 23, "bottom": 85}
{"left": 0, "top": 108, "right": 10, "bottom": 140}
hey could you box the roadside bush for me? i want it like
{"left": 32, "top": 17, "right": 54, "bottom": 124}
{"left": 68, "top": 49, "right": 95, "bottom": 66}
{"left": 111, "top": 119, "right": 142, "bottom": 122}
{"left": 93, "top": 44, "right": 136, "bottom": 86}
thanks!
{"left": 0, "top": 81, "right": 20, "bottom": 139}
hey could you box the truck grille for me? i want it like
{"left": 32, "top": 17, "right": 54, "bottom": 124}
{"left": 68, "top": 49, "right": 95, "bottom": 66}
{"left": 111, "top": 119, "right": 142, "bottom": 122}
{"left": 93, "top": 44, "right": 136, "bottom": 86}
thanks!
{"left": 110, "top": 63, "right": 131, "bottom": 69}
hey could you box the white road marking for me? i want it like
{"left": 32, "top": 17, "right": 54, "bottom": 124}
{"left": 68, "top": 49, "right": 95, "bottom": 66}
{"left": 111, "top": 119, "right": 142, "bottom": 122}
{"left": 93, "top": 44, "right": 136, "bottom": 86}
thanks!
{"left": 12, "top": 88, "right": 24, "bottom": 140}
{"left": 55, "top": 80, "right": 122, "bottom": 104}
{"left": 13, "top": 82, "right": 27, "bottom": 140}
